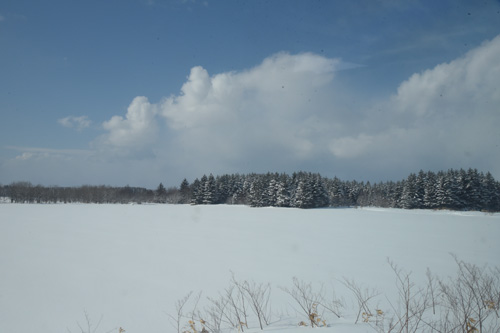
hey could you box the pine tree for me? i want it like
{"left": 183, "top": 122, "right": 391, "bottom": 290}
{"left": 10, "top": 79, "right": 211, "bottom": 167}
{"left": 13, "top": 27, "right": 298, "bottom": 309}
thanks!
{"left": 191, "top": 177, "right": 204, "bottom": 205}
{"left": 275, "top": 178, "right": 290, "bottom": 207}
{"left": 216, "top": 175, "right": 231, "bottom": 204}
{"left": 311, "top": 174, "right": 329, "bottom": 208}
{"left": 434, "top": 172, "right": 447, "bottom": 208}
{"left": 266, "top": 179, "right": 279, "bottom": 207}
{"left": 401, "top": 174, "right": 418, "bottom": 209}
{"left": 347, "top": 180, "right": 361, "bottom": 206}
{"left": 423, "top": 171, "right": 437, "bottom": 208}
{"left": 155, "top": 183, "right": 167, "bottom": 203}
{"left": 293, "top": 176, "right": 314, "bottom": 208}
{"left": 439, "top": 170, "right": 461, "bottom": 209}
{"left": 179, "top": 178, "right": 191, "bottom": 204}
{"left": 357, "top": 181, "right": 372, "bottom": 207}
{"left": 249, "top": 178, "right": 265, "bottom": 207}
{"left": 202, "top": 174, "right": 217, "bottom": 205}
{"left": 326, "top": 177, "right": 343, "bottom": 207}
{"left": 465, "top": 168, "right": 481, "bottom": 210}
{"left": 455, "top": 169, "right": 468, "bottom": 210}
{"left": 292, "top": 180, "right": 306, "bottom": 208}
{"left": 414, "top": 170, "right": 426, "bottom": 208}
{"left": 480, "top": 172, "right": 498, "bottom": 211}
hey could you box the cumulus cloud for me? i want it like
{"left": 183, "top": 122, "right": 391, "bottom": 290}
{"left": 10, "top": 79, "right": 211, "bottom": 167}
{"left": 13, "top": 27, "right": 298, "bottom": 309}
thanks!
{"left": 392, "top": 37, "right": 500, "bottom": 119}
{"left": 156, "top": 52, "right": 340, "bottom": 172}
{"left": 97, "top": 96, "right": 158, "bottom": 156}
{"left": 329, "top": 35, "right": 500, "bottom": 178}
{"left": 58, "top": 115, "right": 91, "bottom": 131}
{"left": 93, "top": 52, "right": 341, "bottom": 171}
{"left": 78, "top": 39, "right": 500, "bottom": 182}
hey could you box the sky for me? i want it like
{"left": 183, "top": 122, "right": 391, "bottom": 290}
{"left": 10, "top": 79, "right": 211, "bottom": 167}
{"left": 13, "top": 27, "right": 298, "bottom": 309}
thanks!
{"left": 1, "top": 0, "right": 500, "bottom": 188}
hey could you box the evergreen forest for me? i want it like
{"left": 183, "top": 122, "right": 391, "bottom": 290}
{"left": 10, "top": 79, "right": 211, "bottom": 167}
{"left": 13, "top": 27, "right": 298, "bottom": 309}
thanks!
{"left": 1, "top": 168, "right": 499, "bottom": 212}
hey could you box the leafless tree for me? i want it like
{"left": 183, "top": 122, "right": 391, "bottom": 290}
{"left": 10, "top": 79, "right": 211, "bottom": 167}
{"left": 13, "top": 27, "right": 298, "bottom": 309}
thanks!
{"left": 381, "top": 259, "right": 432, "bottom": 333}
{"left": 319, "top": 282, "right": 344, "bottom": 319}
{"left": 167, "top": 291, "right": 193, "bottom": 333}
{"left": 280, "top": 277, "right": 325, "bottom": 327}
{"left": 340, "top": 277, "right": 380, "bottom": 324}
{"left": 201, "top": 294, "right": 229, "bottom": 333}
{"left": 435, "top": 256, "right": 500, "bottom": 332}
{"left": 237, "top": 278, "right": 272, "bottom": 330}
{"left": 67, "top": 311, "right": 115, "bottom": 333}
{"left": 223, "top": 284, "right": 249, "bottom": 331}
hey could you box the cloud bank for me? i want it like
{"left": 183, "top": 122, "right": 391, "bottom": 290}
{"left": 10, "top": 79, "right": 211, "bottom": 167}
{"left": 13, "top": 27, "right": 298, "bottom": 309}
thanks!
{"left": 4, "top": 36, "right": 500, "bottom": 186}
{"left": 97, "top": 52, "right": 342, "bottom": 176}
{"left": 330, "top": 35, "right": 500, "bottom": 176}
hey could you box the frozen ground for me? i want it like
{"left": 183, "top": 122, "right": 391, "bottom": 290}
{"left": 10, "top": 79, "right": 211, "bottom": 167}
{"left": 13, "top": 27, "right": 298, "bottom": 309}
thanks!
{"left": 0, "top": 204, "right": 499, "bottom": 333}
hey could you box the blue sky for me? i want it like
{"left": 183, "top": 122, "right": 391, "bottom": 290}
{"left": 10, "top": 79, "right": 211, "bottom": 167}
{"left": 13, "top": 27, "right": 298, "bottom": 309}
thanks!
{"left": 1, "top": 0, "right": 500, "bottom": 188}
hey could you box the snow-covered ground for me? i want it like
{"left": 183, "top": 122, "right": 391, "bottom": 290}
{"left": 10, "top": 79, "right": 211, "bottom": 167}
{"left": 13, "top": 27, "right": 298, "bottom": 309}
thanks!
{"left": 0, "top": 204, "right": 499, "bottom": 333}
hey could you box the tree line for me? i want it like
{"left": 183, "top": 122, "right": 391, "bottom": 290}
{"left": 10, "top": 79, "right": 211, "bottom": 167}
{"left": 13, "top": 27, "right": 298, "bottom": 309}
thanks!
{"left": 180, "top": 168, "right": 500, "bottom": 211}
{"left": 0, "top": 182, "right": 159, "bottom": 204}
{"left": 1, "top": 168, "right": 499, "bottom": 211}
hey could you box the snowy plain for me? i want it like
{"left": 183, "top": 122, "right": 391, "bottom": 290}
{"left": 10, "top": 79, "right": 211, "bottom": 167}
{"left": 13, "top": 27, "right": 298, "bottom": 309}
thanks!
{"left": 0, "top": 203, "right": 499, "bottom": 333}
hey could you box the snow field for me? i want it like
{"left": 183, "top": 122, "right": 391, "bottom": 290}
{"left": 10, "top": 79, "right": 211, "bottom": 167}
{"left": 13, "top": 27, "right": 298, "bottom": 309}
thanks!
{"left": 0, "top": 204, "right": 499, "bottom": 332}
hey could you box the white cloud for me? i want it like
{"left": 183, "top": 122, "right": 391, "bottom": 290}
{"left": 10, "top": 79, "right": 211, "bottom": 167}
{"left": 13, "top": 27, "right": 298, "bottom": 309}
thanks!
{"left": 6, "top": 38, "right": 499, "bottom": 187}
{"left": 329, "top": 35, "right": 500, "bottom": 178}
{"left": 91, "top": 41, "right": 500, "bottom": 181}
{"left": 87, "top": 52, "right": 343, "bottom": 176}
{"left": 58, "top": 116, "right": 91, "bottom": 131}
{"left": 392, "top": 36, "right": 500, "bottom": 119}
{"left": 0, "top": 14, "right": 5, "bottom": 22}
{"left": 158, "top": 52, "right": 340, "bottom": 168}
{"left": 97, "top": 96, "right": 158, "bottom": 155}
{"left": 15, "top": 152, "right": 35, "bottom": 161}
{"left": 390, "top": 35, "right": 500, "bottom": 157}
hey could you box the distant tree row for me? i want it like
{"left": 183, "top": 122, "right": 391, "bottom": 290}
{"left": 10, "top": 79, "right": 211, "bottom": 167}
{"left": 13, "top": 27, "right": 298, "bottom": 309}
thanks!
{"left": 0, "top": 182, "right": 172, "bottom": 204}
{"left": 1, "top": 168, "right": 499, "bottom": 211}
{"left": 180, "top": 169, "right": 500, "bottom": 211}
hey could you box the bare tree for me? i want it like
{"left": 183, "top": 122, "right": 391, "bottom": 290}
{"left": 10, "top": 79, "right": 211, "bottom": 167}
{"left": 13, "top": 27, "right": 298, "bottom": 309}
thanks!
{"left": 381, "top": 259, "right": 432, "bottom": 333}
{"left": 238, "top": 278, "right": 272, "bottom": 330}
{"left": 223, "top": 284, "right": 249, "bottom": 331}
{"left": 319, "top": 282, "right": 344, "bottom": 319}
{"left": 201, "top": 294, "right": 229, "bottom": 333}
{"left": 67, "top": 311, "right": 116, "bottom": 333}
{"left": 167, "top": 291, "right": 193, "bottom": 333}
{"left": 280, "top": 277, "right": 326, "bottom": 327}
{"left": 340, "top": 277, "right": 379, "bottom": 324}
{"left": 165, "top": 259, "right": 498, "bottom": 332}
{"left": 436, "top": 256, "right": 500, "bottom": 332}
